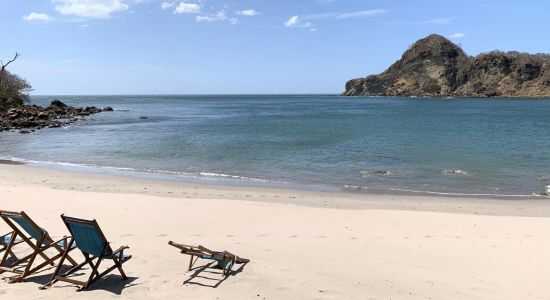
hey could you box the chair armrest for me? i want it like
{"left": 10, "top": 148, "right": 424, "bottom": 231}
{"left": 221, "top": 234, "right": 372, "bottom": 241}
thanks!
{"left": 50, "top": 236, "right": 72, "bottom": 249}
{"left": 112, "top": 246, "right": 129, "bottom": 259}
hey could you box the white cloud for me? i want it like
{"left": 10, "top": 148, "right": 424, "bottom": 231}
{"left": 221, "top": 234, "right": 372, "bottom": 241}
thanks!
{"left": 448, "top": 32, "right": 466, "bottom": 39}
{"left": 285, "top": 9, "right": 386, "bottom": 30}
{"left": 284, "top": 15, "right": 299, "bottom": 27}
{"left": 52, "top": 0, "right": 129, "bottom": 19}
{"left": 23, "top": 12, "right": 53, "bottom": 22}
{"left": 160, "top": 1, "right": 174, "bottom": 10}
{"left": 303, "top": 9, "right": 388, "bottom": 20}
{"left": 196, "top": 10, "right": 226, "bottom": 22}
{"left": 386, "top": 18, "right": 454, "bottom": 25}
{"left": 336, "top": 9, "right": 387, "bottom": 19}
{"left": 236, "top": 9, "right": 258, "bottom": 16}
{"left": 229, "top": 18, "right": 239, "bottom": 25}
{"left": 174, "top": 2, "right": 200, "bottom": 14}
{"left": 284, "top": 15, "right": 312, "bottom": 29}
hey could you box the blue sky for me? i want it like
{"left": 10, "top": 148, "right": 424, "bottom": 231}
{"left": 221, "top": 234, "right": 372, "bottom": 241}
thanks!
{"left": 1, "top": 0, "right": 549, "bottom": 95}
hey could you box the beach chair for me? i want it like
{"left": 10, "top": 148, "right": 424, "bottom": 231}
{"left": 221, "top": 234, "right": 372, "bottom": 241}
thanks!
{"left": 168, "top": 241, "right": 249, "bottom": 276}
{"left": 1, "top": 230, "right": 23, "bottom": 261}
{"left": 41, "top": 215, "right": 132, "bottom": 291}
{"left": 0, "top": 210, "right": 77, "bottom": 283}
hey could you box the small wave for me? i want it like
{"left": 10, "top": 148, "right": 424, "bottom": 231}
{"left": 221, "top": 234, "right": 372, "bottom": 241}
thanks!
{"left": 389, "top": 188, "right": 533, "bottom": 198}
{"left": 2, "top": 156, "right": 286, "bottom": 186}
{"left": 360, "top": 170, "right": 391, "bottom": 177}
{"left": 198, "top": 172, "right": 275, "bottom": 183}
{"left": 534, "top": 185, "right": 550, "bottom": 197}
{"left": 442, "top": 169, "right": 469, "bottom": 176}
{"left": 344, "top": 185, "right": 367, "bottom": 190}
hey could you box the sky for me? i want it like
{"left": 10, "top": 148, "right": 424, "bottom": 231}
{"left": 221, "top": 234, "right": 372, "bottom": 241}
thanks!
{"left": 1, "top": 0, "right": 549, "bottom": 95}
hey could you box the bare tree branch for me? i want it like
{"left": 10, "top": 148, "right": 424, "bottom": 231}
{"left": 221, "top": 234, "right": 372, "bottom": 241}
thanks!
{"left": 1, "top": 52, "right": 20, "bottom": 71}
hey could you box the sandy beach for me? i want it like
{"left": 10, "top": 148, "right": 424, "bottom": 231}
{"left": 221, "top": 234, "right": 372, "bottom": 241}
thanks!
{"left": 0, "top": 163, "right": 549, "bottom": 299}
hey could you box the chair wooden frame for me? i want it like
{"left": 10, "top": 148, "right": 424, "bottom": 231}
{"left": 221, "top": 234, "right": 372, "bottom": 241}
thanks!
{"left": 41, "top": 215, "right": 132, "bottom": 291}
{"left": 168, "top": 241, "right": 249, "bottom": 277}
{"left": 1, "top": 230, "right": 24, "bottom": 262}
{"left": 0, "top": 210, "right": 77, "bottom": 283}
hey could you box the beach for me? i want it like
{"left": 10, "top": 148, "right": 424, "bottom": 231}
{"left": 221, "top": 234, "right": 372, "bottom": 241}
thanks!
{"left": 1, "top": 163, "right": 549, "bottom": 299}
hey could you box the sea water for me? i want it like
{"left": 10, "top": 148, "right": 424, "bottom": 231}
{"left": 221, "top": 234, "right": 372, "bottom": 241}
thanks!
{"left": 1, "top": 95, "right": 549, "bottom": 197}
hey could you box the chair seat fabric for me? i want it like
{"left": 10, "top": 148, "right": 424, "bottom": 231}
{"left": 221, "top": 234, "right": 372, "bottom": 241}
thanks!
{"left": 1, "top": 234, "right": 22, "bottom": 245}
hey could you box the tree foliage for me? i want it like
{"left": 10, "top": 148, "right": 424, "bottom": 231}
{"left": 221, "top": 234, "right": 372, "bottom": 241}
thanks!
{"left": 0, "top": 53, "right": 31, "bottom": 109}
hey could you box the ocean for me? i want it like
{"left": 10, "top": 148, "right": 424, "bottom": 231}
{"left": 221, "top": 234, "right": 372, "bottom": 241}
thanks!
{"left": 1, "top": 95, "right": 549, "bottom": 197}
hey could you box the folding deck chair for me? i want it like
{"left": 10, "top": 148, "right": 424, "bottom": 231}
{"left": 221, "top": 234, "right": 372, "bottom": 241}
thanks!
{"left": 1, "top": 230, "right": 22, "bottom": 261}
{"left": 168, "top": 241, "right": 249, "bottom": 276}
{"left": 0, "top": 210, "right": 77, "bottom": 283}
{"left": 41, "top": 215, "right": 132, "bottom": 291}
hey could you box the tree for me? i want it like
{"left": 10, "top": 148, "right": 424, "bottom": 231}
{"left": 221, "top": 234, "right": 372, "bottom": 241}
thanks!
{"left": 0, "top": 52, "right": 31, "bottom": 109}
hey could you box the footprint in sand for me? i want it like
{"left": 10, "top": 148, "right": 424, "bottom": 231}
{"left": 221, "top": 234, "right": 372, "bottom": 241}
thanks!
{"left": 157, "top": 234, "right": 167, "bottom": 237}
{"left": 121, "top": 233, "right": 134, "bottom": 237}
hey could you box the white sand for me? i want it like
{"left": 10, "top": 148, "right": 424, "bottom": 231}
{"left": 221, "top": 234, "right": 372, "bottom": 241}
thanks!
{"left": 0, "top": 164, "right": 549, "bottom": 299}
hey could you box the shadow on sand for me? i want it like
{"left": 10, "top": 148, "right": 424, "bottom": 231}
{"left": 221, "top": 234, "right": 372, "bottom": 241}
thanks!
{"left": 20, "top": 265, "right": 139, "bottom": 295}
{"left": 183, "top": 261, "right": 248, "bottom": 288}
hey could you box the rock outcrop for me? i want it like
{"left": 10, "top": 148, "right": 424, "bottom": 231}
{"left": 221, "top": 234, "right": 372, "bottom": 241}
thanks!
{"left": 0, "top": 100, "right": 111, "bottom": 133}
{"left": 343, "top": 34, "right": 550, "bottom": 98}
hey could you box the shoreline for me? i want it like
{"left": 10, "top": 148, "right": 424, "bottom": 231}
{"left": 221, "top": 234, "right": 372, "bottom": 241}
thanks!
{"left": 1, "top": 163, "right": 549, "bottom": 217}
{"left": 1, "top": 157, "right": 546, "bottom": 201}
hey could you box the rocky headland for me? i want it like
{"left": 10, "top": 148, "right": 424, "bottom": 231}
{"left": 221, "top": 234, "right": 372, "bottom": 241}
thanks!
{"left": 0, "top": 100, "right": 112, "bottom": 133}
{"left": 343, "top": 34, "right": 550, "bottom": 98}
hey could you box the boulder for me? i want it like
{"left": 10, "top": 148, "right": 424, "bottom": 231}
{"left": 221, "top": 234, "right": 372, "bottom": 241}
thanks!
{"left": 49, "top": 100, "right": 68, "bottom": 108}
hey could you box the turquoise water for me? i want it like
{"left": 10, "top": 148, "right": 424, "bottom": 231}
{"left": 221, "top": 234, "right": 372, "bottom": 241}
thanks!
{"left": 1, "top": 95, "right": 550, "bottom": 196}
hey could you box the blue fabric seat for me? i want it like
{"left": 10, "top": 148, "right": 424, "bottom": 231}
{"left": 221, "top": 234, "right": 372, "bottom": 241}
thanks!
{"left": 66, "top": 221, "right": 110, "bottom": 257}
{"left": 1, "top": 234, "right": 22, "bottom": 245}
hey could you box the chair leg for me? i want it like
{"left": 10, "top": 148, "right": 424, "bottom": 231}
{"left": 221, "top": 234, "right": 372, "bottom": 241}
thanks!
{"left": 188, "top": 255, "right": 194, "bottom": 271}
{"left": 113, "top": 256, "right": 127, "bottom": 280}
{"left": 0, "top": 232, "right": 17, "bottom": 273}
{"left": 83, "top": 253, "right": 101, "bottom": 279}
{"left": 10, "top": 237, "right": 45, "bottom": 283}
{"left": 81, "top": 257, "right": 104, "bottom": 291}
{"left": 40, "top": 238, "right": 75, "bottom": 289}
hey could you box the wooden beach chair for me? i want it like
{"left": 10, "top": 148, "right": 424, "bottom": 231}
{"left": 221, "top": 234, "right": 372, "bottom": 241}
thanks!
{"left": 168, "top": 241, "right": 249, "bottom": 276}
{"left": 41, "top": 215, "right": 132, "bottom": 291}
{"left": 0, "top": 210, "right": 77, "bottom": 283}
{"left": 1, "top": 230, "right": 23, "bottom": 261}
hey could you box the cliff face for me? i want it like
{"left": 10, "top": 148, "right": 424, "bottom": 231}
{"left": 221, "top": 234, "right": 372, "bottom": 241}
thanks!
{"left": 343, "top": 34, "right": 550, "bottom": 97}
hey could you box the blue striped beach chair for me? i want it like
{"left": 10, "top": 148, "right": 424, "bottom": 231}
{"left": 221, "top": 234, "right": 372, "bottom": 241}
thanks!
{"left": 168, "top": 241, "right": 249, "bottom": 277}
{"left": 41, "top": 215, "right": 132, "bottom": 291}
{"left": 0, "top": 210, "right": 77, "bottom": 283}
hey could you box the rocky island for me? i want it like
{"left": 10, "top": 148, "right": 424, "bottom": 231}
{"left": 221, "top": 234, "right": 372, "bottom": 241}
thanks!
{"left": 343, "top": 34, "right": 550, "bottom": 98}
{"left": 0, "top": 100, "right": 112, "bottom": 133}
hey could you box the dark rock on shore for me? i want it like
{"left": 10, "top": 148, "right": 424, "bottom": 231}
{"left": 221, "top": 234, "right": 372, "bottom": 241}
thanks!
{"left": 343, "top": 34, "right": 550, "bottom": 98}
{"left": 0, "top": 100, "right": 112, "bottom": 132}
